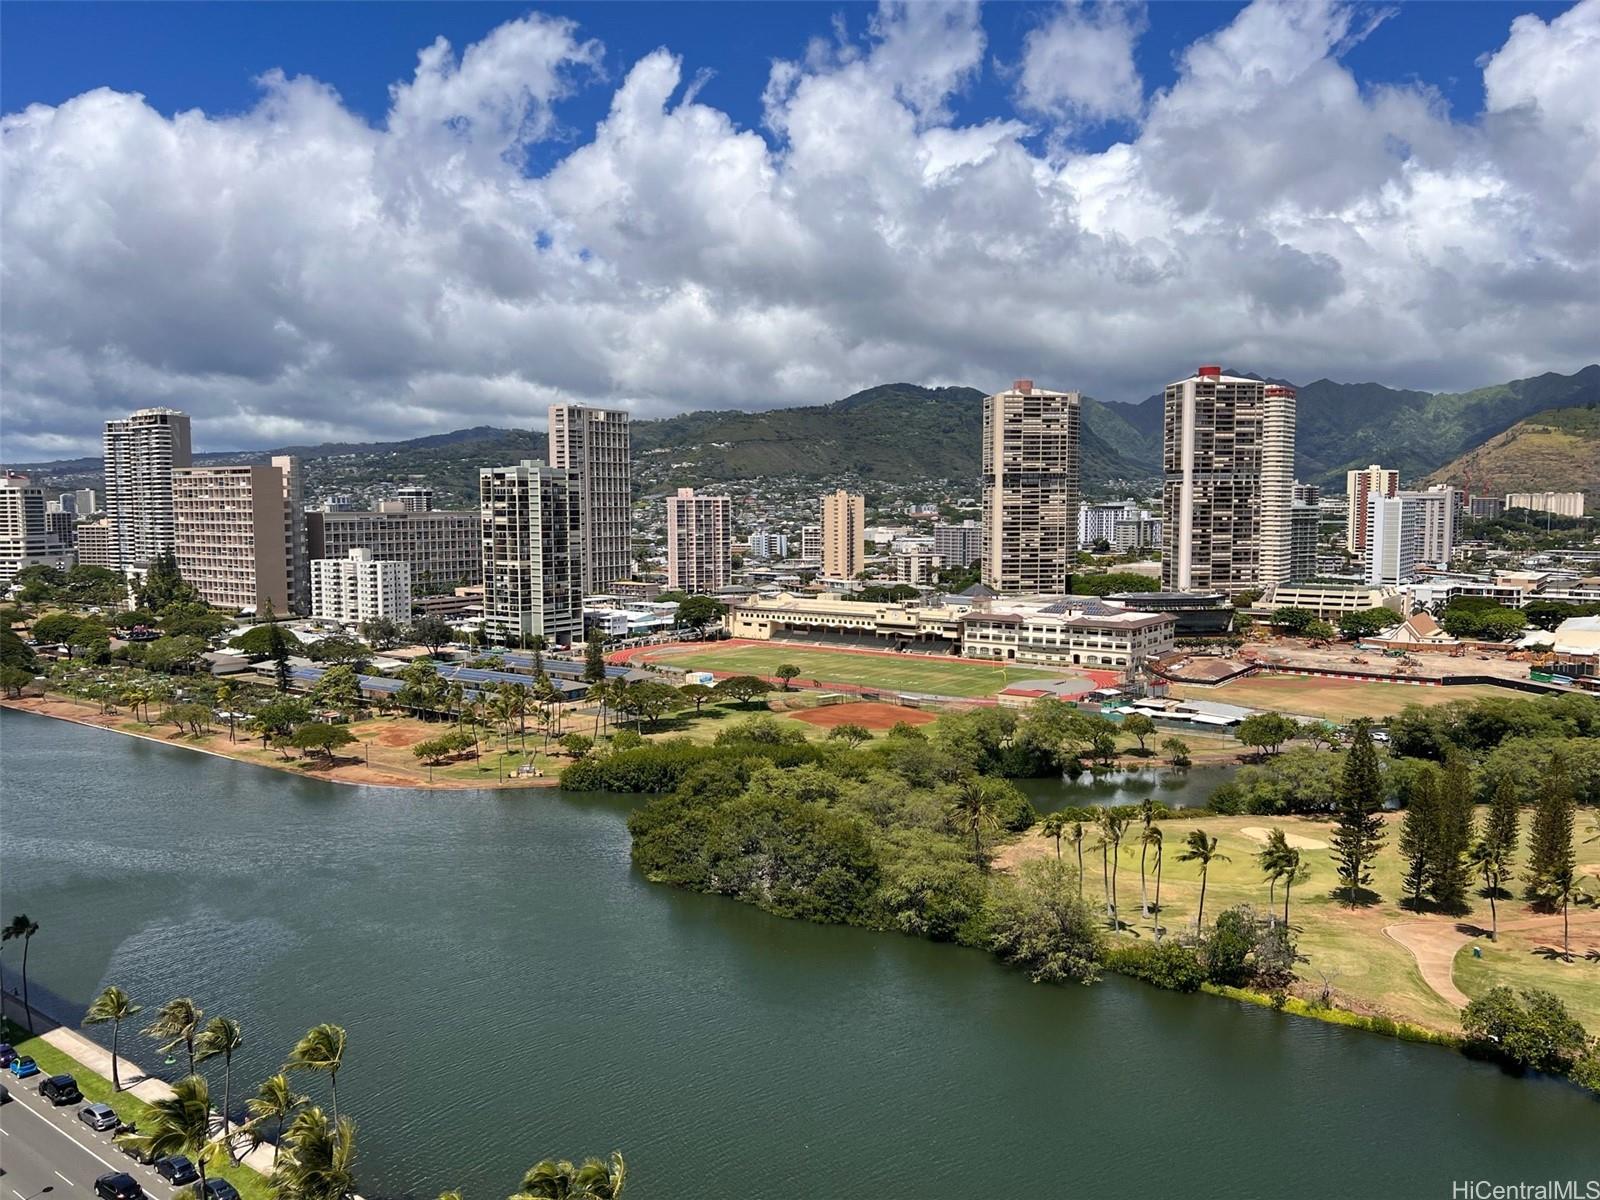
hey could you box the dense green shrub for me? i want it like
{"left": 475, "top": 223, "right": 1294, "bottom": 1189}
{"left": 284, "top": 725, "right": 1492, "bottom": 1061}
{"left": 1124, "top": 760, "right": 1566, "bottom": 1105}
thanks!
{"left": 560, "top": 741, "right": 830, "bottom": 792}
{"left": 1461, "top": 987, "right": 1589, "bottom": 1075}
{"left": 1103, "top": 940, "right": 1206, "bottom": 992}
{"left": 985, "top": 857, "right": 1104, "bottom": 984}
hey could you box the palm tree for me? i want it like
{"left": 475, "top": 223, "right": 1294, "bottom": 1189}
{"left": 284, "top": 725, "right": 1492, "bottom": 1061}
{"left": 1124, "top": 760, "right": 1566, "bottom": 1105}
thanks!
{"left": 1279, "top": 847, "right": 1309, "bottom": 927}
{"left": 245, "top": 1073, "right": 308, "bottom": 1167}
{"left": 115, "top": 1074, "right": 223, "bottom": 1190}
{"left": 1068, "top": 821, "right": 1086, "bottom": 898}
{"left": 1256, "top": 828, "right": 1292, "bottom": 918}
{"left": 2, "top": 914, "right": 40, "bottom": 1033}
{"left": 1137, "top": 799, "right": 1157, "bottom": 917}
{"left": 1468, "top": 837, "right": 1511, "bottom": 941}
{"left": 1040, "top": 812, "right": 1067, "bottom": 859}
{"left": 143, "top": 997, "right": 204, "bottom": 1074}
{"left": 1543, "top": 862, "right": 1587, "bottom": 961}
{"left": 83, "top": 985, "right": 143, "bottom": 1091}
{"left": 196, "top": 1016, "right": 245, "bottom": 1158}
{"left": 948, "top": 778, "right": 1001, "bottom": 869}
{"left": 285, "top": 1023, "right": 347, "bottom": 1123}
{"left": 1177, "top": 829, "right": 1229, "bottom": 930}
{"left": 1096, "top": 809, "right": 1130, "bottom": 926}
{"left": 1142, "top": 826, "right": 1164, "bottom": 936}
{"left": 514, "top": 1152, "right": 628, "bottom": 1199}
{"left": 270, "top": 1107, "right": 357, "bottom": 1200}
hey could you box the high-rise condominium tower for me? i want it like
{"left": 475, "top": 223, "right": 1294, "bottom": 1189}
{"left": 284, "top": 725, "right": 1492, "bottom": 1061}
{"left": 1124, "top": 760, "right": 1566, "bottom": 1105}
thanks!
{"left": 480, "top": 460, "right": 581, "bottom": 647}
{"left": 172, "top": 457, "right": 304, "bottom": 614}
{"left": 820, "top": 489, "right": 865, "bottom": 580}
{"left": 1161, "top": 366, "right": 1296, "bottom": 594}
{"left": 104, "top": 407, "right": 192, "bottom": 570}
{"left": 981, "top": 380, "right": 1080, "bottom": 595}
{"left": 547, "top": 404, "right": 632, "bottom": 593}
{"left": 1, "top": 474, "right": 73, "bottom": 589}
{"left": 665, "top": 487, "right": 731, "bottom": 594}
{"left": 1345, "top": 464, "right": 1399, "bottom": 554}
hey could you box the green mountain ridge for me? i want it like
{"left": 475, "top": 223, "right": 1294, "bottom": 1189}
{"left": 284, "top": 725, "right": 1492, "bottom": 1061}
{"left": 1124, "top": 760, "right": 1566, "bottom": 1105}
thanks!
{"left": 11, "top": 366, "right": 1596, "bottom": 504}
{"left": 1425, "top": 402, "right": 1600, "bottom": 505}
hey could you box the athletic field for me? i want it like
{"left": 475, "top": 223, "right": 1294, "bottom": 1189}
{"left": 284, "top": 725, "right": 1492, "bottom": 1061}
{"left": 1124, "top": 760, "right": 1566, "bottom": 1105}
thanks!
{"left": 638, "top": 643, "right": 1061, "bottom": 698}
{"left": 1171, "top": 677, "right": 1528, "bottom": 722}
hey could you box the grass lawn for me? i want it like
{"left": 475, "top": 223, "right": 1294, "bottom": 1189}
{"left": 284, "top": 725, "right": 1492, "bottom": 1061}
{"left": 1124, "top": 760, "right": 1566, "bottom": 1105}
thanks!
{"left": 0, "top": 1019, "right": 273, "bottom": 1200}
{"left": 640, "top": 643, "right": 1066, "bottom": 698}
{"left": 1001, "top": 810, "right": 1600, "bottom": 1033}
{"left": 1172, "top": 678, "right": 1530, "bottom": 722}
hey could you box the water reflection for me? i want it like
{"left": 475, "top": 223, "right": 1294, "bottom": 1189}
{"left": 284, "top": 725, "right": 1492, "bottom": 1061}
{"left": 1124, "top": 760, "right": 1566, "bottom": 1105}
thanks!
{"left": 1015, "top": 764, "right": 1237, "bottom": 810}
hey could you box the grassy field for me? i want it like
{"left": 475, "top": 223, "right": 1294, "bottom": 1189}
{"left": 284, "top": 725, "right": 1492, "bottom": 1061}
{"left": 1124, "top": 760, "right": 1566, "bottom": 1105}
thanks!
{"left": 1172, "top": 678, "right": 1529, "bottom": 722}
{"left": 641, "top": 643, "right": 1066, "bottom": 697}
{"left": 0, "top": 1019, "right": 273, "bottom": 1200}
{"left": 1001, "top": 810, "right": 1600, "bottom": 1033}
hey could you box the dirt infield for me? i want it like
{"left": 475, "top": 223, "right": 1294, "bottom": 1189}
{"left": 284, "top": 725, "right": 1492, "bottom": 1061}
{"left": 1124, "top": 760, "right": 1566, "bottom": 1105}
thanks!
{"left": 786, "top": 701, "right": 939, "bottom": 731}
{"left": 376, "top": 725, "right": 427, "bottom": 748}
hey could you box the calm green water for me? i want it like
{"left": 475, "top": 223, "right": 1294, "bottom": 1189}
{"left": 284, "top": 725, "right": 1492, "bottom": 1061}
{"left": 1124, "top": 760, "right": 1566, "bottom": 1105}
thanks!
{"left": 0, "top": 710, "right": 1592, "bottom": 1199}
{"left": 1015, "top": 764, "right": 1237, "bottom": 810}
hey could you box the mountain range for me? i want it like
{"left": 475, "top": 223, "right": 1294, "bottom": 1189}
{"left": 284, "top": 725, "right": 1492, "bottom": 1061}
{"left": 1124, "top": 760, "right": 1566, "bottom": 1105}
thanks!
{"left": 13, "top": 365, "right": 1597, "bottom": 505}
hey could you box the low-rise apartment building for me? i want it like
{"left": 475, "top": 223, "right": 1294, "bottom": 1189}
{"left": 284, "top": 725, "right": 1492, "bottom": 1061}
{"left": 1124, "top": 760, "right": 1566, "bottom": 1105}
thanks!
{"left": 310, "top": 548, "right": 413, "bottom": 625}
{"left": 1252, "top": 582, "right": 1405, "bottom": 619}
{"left": 306, "top": 507, "right": 482, "bottom": 590}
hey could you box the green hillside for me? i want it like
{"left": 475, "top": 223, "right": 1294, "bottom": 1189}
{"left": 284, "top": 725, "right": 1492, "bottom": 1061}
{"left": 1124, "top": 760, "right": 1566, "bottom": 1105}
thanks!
{"left": 1425, "top": 403, "right": 1600, "bottom": 505}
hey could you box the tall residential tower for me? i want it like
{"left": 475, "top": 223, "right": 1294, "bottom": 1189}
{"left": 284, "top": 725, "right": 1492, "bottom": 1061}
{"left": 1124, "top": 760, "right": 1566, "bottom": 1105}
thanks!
{"left": 1161, "top": 366, "right": 1296, "bottom": 594}
{"left": 981, "top": 380, "right": 1081, "bottom": 595}
{"left": 480, "top": 460, "right": 581, "bottom": 647}
{"left": 665, "top": 487, "right": 731, "bottom": 594}
{"left": 820, "top": 489, "right": 865, "bottom": 580}
{"left": 547, "top": 404, "right": 632, "bottom": 593}
{"left": 103, "top": 407, "right": 192, "bottom": 571}
{"left": 1345, "top": 464, "right": 1399, "bottom": 555}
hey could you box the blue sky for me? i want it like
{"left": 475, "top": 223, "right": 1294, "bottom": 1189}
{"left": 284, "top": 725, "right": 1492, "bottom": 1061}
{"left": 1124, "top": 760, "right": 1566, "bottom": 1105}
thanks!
{"left": 2, "top": 1, "right": 1596, "bottom": 455}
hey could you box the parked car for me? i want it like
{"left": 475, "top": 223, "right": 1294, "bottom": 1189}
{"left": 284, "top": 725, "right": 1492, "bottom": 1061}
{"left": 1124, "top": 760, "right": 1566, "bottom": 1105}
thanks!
{"left": 79, "top": 1101, "right": 120, "bottom": 1130}
{"left": 0, "top": 1082, "right": 10, "bottom": 1104}
{"left": 7, "top": 1054, "right": 40, "bottom": 1078}
{"left": 193, "top": 1181, "right": 241, "bottom": 1200}
{"left": 0, "top": 1041, "right": 15, "bottom": 1067}
{"left": 121, "top": 1135, "right": 160, "bottom": 1165}
{"left": 94, "top": 1175, "right": 145, "bottom": 1200}
{"left": 155, "top": 1156, "right": 200, "bottom": 1186}
{"left": 41, "top": 1073, "right": 83, "bottom": 1105}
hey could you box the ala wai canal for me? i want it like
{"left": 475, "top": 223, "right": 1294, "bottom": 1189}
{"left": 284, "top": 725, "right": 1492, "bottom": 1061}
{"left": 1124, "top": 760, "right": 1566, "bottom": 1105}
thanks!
{"left": 0, "top": 710, "right": 1592, "bottom": 1198}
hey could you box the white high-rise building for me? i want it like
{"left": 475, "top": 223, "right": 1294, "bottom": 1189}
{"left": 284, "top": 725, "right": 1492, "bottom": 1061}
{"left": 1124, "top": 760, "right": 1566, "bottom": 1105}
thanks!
{"left": 1505, "top": 491, "right": 1585, "bottom": 518}
{"left": 548, "top": 404, "right": 632, "bottom": 593}
{"left": 665, "top": 488, "right": 731, "bottom": 594}
{"left": 821, "top": 489, "right": 866, "bottom": 580}
{"left": 1366, "top": 493, "right": 1423, "bottom": 585}
{"left": 932, "top": 521, "right": 982, "bottom": 570}
{"left": 1409, "top": 485, "right": 1460, "bottom": 569}
{"left": 747, "top": 529, "right": 789, "bottom": 560}
{"left": 103, "top": 407, "right": 192, "bottom": 570}
{"left": 982, "top": 380, "right": 1081, "bottom": 595}
{"left": 396, "top": 486, "right": 434, "bottom": 513}
{"left": 310, "top": 548, "right": 412, "bottom": 625}
{"left": 1079, "top": 499, "right": 1140, "bottom": 548}
{"left": 1161, "top": 366, "right": 1296, "bottom": 594}
{"left": 172, "top": 458, "right": 303, "bottom": 614}
{"left": 1345, "top": 464, "right": 1400, "bottom": 555}
{"left": 480, "top": 460, "right": 581, "bottom": 647}
{"left": 800, "top": 525, "right": 822, "bottom": 561}
{"left": 1, "top": 474, "right": 74, "bottom": 589}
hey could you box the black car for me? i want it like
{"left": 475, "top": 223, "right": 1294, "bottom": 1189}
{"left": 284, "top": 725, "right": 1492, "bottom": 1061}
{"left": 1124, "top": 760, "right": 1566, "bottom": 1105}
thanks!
{"left": 95, "top": 1174, "right": 145, "bottom": 1200}
{"left": 0, "top": 1042, "right": 15, "bottom": 1067}
{"left": 40, "top": 1073, "right": 82, "bottom": 1105}
{"left": 193, "top": 1182, "right": 241, "bottom": 1200}
{"left": 156, "top": 1156, "right": 200, "bottom": 1186}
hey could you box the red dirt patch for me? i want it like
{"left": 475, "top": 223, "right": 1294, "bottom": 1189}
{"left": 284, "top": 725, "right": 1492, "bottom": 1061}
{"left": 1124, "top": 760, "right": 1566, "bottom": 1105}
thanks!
{"left": 786, "top": 701, "right": 937, "bottom": 731}
{"left": 376, "top": 726, "right": 427, "bottom": 748}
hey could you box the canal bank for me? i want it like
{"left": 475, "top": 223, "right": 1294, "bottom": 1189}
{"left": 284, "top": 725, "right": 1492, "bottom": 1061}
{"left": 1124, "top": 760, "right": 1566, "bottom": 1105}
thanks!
{"left": 2, "top": 708, "right": 1594, "bottom": 1198}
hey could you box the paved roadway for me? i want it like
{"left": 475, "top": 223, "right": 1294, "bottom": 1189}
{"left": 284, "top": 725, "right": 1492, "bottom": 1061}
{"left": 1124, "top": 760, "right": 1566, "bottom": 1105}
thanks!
{"left": 0, "top": 1075, "right": 197, "bottom": 1200}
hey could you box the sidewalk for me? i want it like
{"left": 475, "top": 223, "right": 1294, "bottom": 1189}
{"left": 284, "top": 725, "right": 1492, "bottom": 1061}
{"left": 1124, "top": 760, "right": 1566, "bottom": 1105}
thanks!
{"left": 5, "top": 992, "right": 279, "bottom": 1176}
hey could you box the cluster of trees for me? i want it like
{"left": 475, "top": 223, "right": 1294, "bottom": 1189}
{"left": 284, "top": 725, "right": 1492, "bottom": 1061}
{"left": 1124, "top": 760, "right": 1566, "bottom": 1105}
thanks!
{"left": 1439, "top": 597, "right": 1529, "bottom": 641}
{"left": 1462, "top": 987, "right": 1599, "bottom": 1092}
{"left": 13, "top": 563, "right": 131, "bottom": 608}
{"left": 446, "top": 1151, "right": 628, "bottom": 1200}
{"left": 73, "top": 982, "right": 358, "bottom": 1198}
{"left": 1263, "top": 606, "right": 1396, "bottom": 643}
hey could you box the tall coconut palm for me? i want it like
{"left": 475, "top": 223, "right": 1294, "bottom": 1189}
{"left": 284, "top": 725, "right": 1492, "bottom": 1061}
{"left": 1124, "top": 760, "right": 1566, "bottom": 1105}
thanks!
{"left": 1177, "top": 829, "right": 1230, "bottom": 930}
{"left": 246, "top": 1073, "right": 308, "bottom": 1167}
{"left": 1468, "top": 837, "right": 1512, "bottom": 940}
{"left": 1142, "top": 826, "right": 1164, "bottom": 937}
{"left": 514, "top": 1151, "right": 628, "bottom": 1200}
{"left": 83, "top": 985, "right": 143, "bottom": 1091}
{"left": 1040, "top": 812, "right": 1067, "bottom": 859}
{"left": 2, "top": 914, "right": 41, "bottom": 1033}
{"left": 1279, "top": 847, "right": 1309, "bottom": 927}
{"left": 1255, "top": 828, "right": 1293, "bottom": 918}
{"left": 1096, "top": 809, "right": 1130, "bottom": 927}
{"left": 196, "top": 1016, "right": 245, "bottom": 1158}
{"left": 1137, "top": 799, "right": 1157, "bottom": 917}
{"left": 948, "top": 777, "right": 1001, "bottom": 869}
{"left": 1542, "top": 862, "right": 1587, "bottom": 961}
{"left": 143, "top": 997, "right": 204, "bottom": 1074}
{"left": 115, "top": 1074, "right": 224, "bottom": 1190}
{"left": 1068, "top": 822, "right": 1086, "bottom": 899}
{"left": 271, "top": 1107, "right": 357, "bottom": 1200}
{"left": 285, "top": 1023, "right": 347, "bottom": 1124}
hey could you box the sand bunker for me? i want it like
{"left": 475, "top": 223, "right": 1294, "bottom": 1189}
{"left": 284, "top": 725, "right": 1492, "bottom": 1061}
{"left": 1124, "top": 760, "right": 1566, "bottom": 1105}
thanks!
{"left": 1238, "top": 825, "right": 1329, "bottom": 851}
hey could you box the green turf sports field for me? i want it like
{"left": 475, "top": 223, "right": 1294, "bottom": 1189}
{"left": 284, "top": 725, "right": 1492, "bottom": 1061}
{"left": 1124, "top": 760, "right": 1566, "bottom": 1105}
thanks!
{"left": 641, "top": 643, "right": 1070, "bottom": 697}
